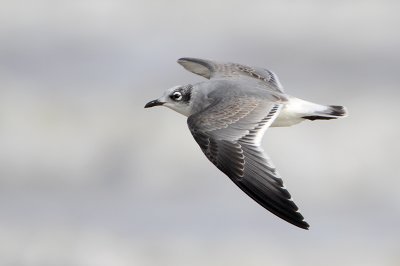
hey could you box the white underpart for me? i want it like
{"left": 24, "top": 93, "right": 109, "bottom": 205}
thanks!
{"left": 272, "top": 97, "right": 327, "bottom": 127}
{"left": 163, "top": 102, "right": 192, "bottom": 117}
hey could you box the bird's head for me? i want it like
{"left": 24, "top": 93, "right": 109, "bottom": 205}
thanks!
{"left": 144, "top": 84, "right": 193, "bottom": 117}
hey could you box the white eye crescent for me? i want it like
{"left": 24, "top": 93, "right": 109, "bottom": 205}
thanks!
{"left": 171, "top": 91, "right": 182, "bottom": 101}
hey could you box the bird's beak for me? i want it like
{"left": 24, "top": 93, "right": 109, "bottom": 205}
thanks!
{"left": 144, "top": 99, "right": 164, "bottom": 108}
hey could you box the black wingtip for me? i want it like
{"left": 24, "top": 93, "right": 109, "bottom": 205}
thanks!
{"left": 177, "top": 57, "right": 186, "bottom": 63}
{"left": 298, "top": 221, "right": 310, "bottom": 230}
{"left": 177, "top": 57, "right": 206, "bottom": 65}
{"left": 177, "top": 57, "right": 197, "bottom": 64}
{"left": 284, "top": 213, "right": 310, "bottom": 230}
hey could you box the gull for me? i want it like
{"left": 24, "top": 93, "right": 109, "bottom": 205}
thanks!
{"left": 145, "top": 57, "right": 347, "bottom": 229}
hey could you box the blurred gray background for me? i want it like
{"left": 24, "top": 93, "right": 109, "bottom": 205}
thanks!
{"left": 1, "top": 0, "right": 399, "bottom": 265}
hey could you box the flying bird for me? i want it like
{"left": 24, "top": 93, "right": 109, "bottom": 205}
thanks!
{"left": 145, "top": 58, "right": 347, "bottom": 229}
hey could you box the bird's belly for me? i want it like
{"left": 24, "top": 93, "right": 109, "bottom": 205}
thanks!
{"left": 272, "top": 109, "right": 304, "bottom": 127}
{"left": 271, "top": 101, "right": 306, "bottom": 127}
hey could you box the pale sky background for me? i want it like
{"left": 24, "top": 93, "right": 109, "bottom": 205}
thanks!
{"left": 1, "top": 1, "right": 400, "bottom": 265}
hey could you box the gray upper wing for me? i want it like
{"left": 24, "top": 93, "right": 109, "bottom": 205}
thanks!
{"left": 178, "top": 57, "right": 284, "bottom": 93}
{"left": 187, "top": 96, "right": 309, "bottom": 229}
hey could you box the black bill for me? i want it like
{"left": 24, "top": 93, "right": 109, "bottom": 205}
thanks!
{"left": 144, "top": 100, "right": 164, "bottom": 108}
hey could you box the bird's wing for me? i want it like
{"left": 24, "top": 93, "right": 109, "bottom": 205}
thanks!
{"left": 187, "top": 96, "right": 309, "bottom": 229}
{"left": 178, "top": 57, "right": 284, "bottom": 93}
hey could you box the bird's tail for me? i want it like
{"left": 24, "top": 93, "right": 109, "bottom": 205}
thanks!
{"left": 302, "top": 104, "right": 348, "bottom": 121}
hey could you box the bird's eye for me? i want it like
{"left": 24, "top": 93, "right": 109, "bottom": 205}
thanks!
{"left": 171, "top": 91, "right": 182, "bottom": 101}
